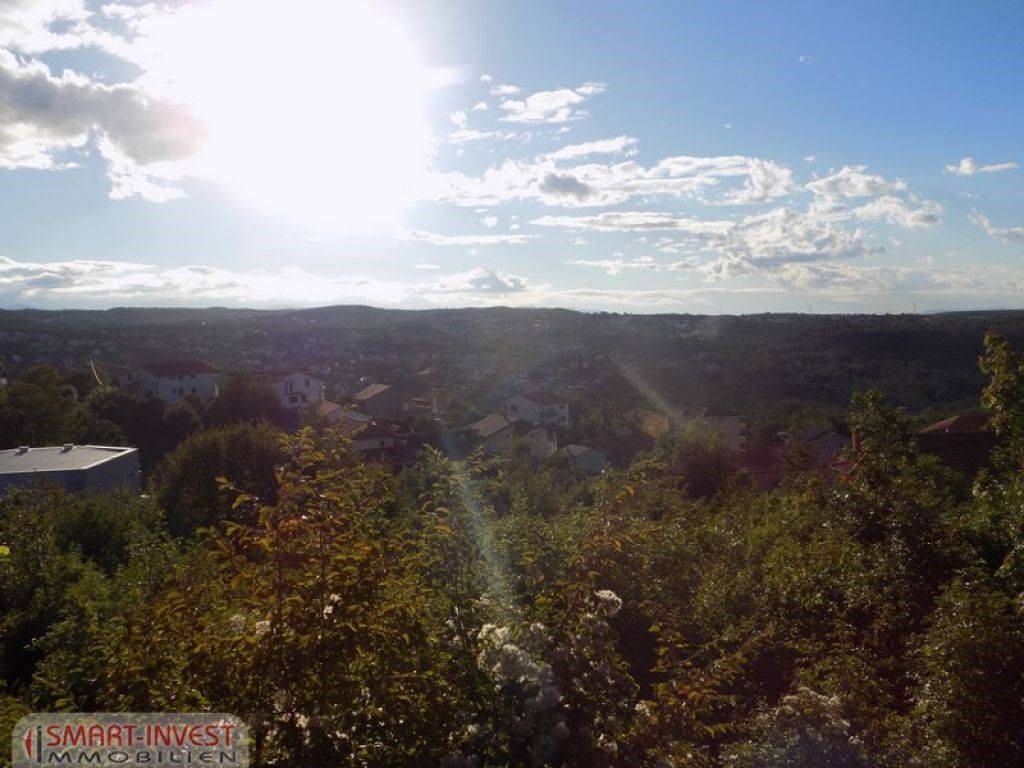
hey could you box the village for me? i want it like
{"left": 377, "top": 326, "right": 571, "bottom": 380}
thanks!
{"left": 0, "top": 357, "right": 999, "bottom": 495}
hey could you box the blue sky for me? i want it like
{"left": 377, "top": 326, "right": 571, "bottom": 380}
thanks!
{"left": 0, "top": 0, "right": 1021, "bottom": 312}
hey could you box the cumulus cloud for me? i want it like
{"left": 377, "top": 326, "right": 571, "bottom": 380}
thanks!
{"left": 535, "top": 205, "right": 881, "bottom": 277}
{"left": 0, "top": 47, "right": 202, "bottom": 196}
{"left": 498, "top": 82, "right": 605, "bottom": 123}
{"left": 433, "top": 153, "right": 797, "bottom": 208}
{"left": 851, "top": 195, "right": 943, "bottom": 228}
{"left": 490, "top": 83, "right": 520, "bottom": 95}
{"left": 423, "top": 267, "right": 532, "bottom": 295}
{"left": 945, "top": 156, "right": 1018, "bottom": 176}
{"left": 806, "top": 165, "right": 906, "bottom": 198}
{"left": 970, "top": 212, "right": 1024, "bottom": 244}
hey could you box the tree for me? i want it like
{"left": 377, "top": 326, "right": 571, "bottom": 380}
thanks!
{"left": 208, "top": 373, "right": 287, "bottom": 427}
{"left": 151, "top": 422, "right": 287, "bottom": 536}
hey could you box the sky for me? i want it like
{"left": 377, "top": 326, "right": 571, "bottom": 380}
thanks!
{"left": 0, "top": 0, "right": 1021, "bottom": 313}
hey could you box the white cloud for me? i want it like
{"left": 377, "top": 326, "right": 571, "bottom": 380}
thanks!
{"left": 970, "top": 212, "right": 1024, "bottom": 244}
{"left": 567, "top": 254, "right": 697, "bottom": 275}
{"left": 0, "top": 47, "right": 202, "bottom": 197}
{"left": 481, "top": 215, "right": 498, "bottom": 228}
{"left": 533, "top": 211, "right": 734, "bottom": 234}
{"left": 798, "top": 55, "right": 814, "bottom": 64}
{"left": 412, "top": 262, "right": 440, "bottom": 271}
{"left": 490, "top": 83, "right": 520, "bottom": 96}
{"left": 945, "top": 156, "right": 1018, "bottom": 176}
{"left": 541, "top": 135, "right": 637, "bottom": 161}
{"left": 851, "top": 195, "right": 942, "bottom": 228}
{"left": 534, "top": 205, "right": 883, "bottom": 277}
{"left": 479, "top": 74, "right": 493, "bottom": 83}
{"left": 806, "top": 165, "right": 906, "bottom": 198}
{"left": 433, "top": 153, "right": 797, "bottom": 208}
{"left": 423, "top": 267, "right": 533, "bottom": 295}
{"left": 471, "top": 101, "right": 488, "bottom": 111}
{"left": 400, "top": 229, "right": 536, "bottom": 246}
{"left": 449, "top": 110, "right": 468, "bottom": 128}
{"left": 498, "top": 82, "right": 605, "bottom": 123}
{"left": 774, "top": 261, "right": 1024, "bottom": 295}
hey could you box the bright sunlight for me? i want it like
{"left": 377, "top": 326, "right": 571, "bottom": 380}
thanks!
{"left": 139, "top": 0, "right": 431, "bottom": 229}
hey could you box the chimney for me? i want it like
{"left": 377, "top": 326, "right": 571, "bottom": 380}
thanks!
{"left": 16, "top": 446, "right": 29, "bottom": 454}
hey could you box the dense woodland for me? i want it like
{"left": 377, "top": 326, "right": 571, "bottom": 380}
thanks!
{"left": 0, "top": 325, "right": 1021, "bottom": 766}
{"left": 7, "top": 307, "right": 1024, "bottom": 424}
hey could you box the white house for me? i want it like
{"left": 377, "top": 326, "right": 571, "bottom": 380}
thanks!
{"left": 254, "top": 369, "right": 323, "bottom": 410}
{"left": 122, "top": 361, "right": 221, "bottom": 405}
{"left": 505, "top": 392, "right": 569, "bottom": 428}
{"left": 0, "top": 444, "right": 140, "bottom": 494}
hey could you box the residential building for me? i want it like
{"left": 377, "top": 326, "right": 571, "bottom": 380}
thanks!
{"left": 561, "top": 444, "right": 607, "bottom": 475}
{"left": 468, "top": 413, "right": 516, "bottom": 455}
{"left": 505, "top": 391, "right": 570, "bottom": 427}
{"left": 354, "top": 383, "right": 400, "bottom": 418}
{"left": 254, "top": 368, "right": 323, "bottom": 410}
{"left": 916, "top": 411, "right": 998, "bottom": 477}
{"left": 512, "top": 421, "right": 558, "bottom": 460}
{"left": 352, "top": 420, "right": 399, "bottom": 454}
{"left": 121, "top": 360, "right": 221, "bottom": 405}
{"left": 0, "top": 444, "right": 140, "bottom": 494}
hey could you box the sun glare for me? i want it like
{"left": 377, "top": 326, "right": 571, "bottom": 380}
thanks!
{"left": 141, "top": 0, "right": 431, "bottom": 230}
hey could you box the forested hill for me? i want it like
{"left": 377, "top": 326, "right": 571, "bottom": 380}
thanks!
{"left": 4, "top": 306, "right": 1024, "bottom": 418}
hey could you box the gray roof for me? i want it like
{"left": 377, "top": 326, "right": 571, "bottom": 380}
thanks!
{"left": 0, "top": 445, "right": 137, "bottom": 474}
{"left": 354, "top": 383, "right": 393, "bottom": 400}
{"left": 469, "top": 413, "right": 512, "bottom": 439}
{"left": 562, "top": 444, "right": 596, "bottom": 457}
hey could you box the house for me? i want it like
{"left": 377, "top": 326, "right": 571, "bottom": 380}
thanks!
{"left": 468, "top": 413, "right": 516, "bottom": 455}
{"left": 505, "top": 391, "right": 570, "bottom": 427}
{"left": 254, "top": 368, "right": 323, "bottom": 410}
{"left": 318, "top": 400, "right": 345, "bottom": 426}
{"left": 0, "top": 444, "right": 140, "bottom": 494}
{"left": 512, "top": 421, "right": 559, "bottom": 461}
{"left": 121, "top": 360, "right": 221, "bottom": 405}
{"left": 678, "top": 407, "right": 746, "bottom": 451}
{"left": 351, "top": 420, "right": 399, "bottom": 454}
{"left": 561, "top": 444, "right": 607, "bottom": 475}
{"left": 354, "top": 383, "right": 400, "bottom": 418}
{"left": 916, "top": 411, "right": 998, "bottom": 477}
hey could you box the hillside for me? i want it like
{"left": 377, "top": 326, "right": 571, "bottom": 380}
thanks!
{"left": 4, "top": 306, "right": 1024, "bottom": 420}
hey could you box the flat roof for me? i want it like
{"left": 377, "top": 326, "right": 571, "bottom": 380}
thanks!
{"left": 0, "top": 445, "right": 137, "bottom": 474}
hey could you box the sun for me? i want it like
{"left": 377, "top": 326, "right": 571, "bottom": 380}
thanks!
{"left": 140, "top": 0, "right": 431, "bottom": 230}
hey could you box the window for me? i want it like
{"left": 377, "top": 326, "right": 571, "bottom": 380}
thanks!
{"left": 289, "top": 395, "right": 298, "bottom": 404}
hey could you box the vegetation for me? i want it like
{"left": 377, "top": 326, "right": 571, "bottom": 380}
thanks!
{"left": 0, "top": 331, "right": 1021, "bottom": 766}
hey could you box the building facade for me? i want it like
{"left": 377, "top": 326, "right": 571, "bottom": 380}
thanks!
{"left": 0, "top": 445, "right": 140, "bottom": 494}
{"left": 121, "top": 361, "right": 221, "bottom": 405}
